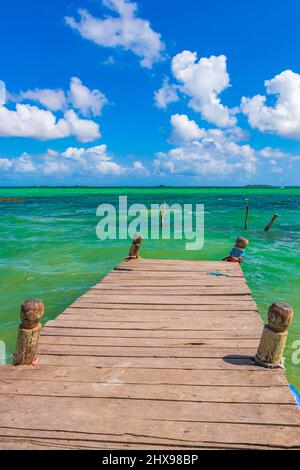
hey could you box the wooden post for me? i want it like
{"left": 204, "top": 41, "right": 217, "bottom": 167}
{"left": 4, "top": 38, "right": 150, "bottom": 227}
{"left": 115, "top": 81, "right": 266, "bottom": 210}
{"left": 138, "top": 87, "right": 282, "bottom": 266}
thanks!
{"left": 13, "top": 299, "right": 44, "bottom": 366}
{"left": 128, "top": 234, "right": 142, "bottom": 259}
{"left": 264, "top": 214, "right": 279, "bottom": 231}
{"left": 160, "top": 201, "right": 166, "bottom": 228}
{"left": 254, "top": 302, "right": 293, "bottom": 368}
{"left": 244, "top": 205, "right": 249, "bottom": 230}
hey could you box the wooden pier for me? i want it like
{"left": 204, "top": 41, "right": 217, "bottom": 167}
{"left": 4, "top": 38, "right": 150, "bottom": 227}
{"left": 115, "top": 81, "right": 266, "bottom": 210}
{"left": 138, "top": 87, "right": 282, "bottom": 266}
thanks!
{"left": 0, "top": 258, "right": 299, "bottom": 449}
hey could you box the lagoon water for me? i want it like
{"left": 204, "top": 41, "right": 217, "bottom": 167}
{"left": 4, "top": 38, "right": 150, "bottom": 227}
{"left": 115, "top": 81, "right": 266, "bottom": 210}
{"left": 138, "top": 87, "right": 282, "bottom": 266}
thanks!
{"left": 0, "top": 187, "right": 299, "bottom": 391}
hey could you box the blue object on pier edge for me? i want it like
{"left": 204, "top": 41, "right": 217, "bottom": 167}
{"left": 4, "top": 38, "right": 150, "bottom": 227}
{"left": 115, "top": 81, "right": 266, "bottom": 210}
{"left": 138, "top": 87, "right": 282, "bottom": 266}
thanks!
{"left": 289, "top": 384, "right": 300, "bottom": 408}
{"left": 207, "top": 271, "right": 229, "bottom": 277}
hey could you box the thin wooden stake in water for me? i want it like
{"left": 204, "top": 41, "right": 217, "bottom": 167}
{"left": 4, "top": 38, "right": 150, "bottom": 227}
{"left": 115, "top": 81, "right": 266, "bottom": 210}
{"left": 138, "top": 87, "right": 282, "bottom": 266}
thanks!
{"left": 264, "top": 214, "right": 279, "bottom": 231}
{"left": 13, "top": 299, "right": 44, "bottom": 366}
{"left": 244, "top": 205, "right": 249, "bottom": 230}
{"left": 160, "top": 201, "right": 166, "bottom": 228}
{"left": 128, "top": 234, "right": 142, "bottom": 259}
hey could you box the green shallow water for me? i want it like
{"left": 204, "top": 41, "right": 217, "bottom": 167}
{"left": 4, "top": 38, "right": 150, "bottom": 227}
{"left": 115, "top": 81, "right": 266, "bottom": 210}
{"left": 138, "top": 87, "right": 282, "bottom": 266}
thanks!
{"left": 0, "top": 187, "right": 299, "bottom": 392}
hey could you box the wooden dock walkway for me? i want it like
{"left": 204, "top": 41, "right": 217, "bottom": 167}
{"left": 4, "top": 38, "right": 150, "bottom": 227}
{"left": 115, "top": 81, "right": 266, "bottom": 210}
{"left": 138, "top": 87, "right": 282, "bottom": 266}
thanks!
{"left": 0, "top": 258, "right": 299, "bottom": 449}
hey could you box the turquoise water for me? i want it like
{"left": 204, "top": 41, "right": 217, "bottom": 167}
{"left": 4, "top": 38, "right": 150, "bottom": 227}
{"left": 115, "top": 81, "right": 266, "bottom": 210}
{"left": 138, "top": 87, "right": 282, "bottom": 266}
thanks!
{"left": 0, "top": 187, "right": 299, "bottom": 391}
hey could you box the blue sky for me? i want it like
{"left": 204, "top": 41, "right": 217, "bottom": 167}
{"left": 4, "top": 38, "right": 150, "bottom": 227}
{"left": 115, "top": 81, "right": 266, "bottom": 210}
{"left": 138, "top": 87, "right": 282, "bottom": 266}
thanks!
{"left": 1, "top": 0, "right": 300, "bottom": 185}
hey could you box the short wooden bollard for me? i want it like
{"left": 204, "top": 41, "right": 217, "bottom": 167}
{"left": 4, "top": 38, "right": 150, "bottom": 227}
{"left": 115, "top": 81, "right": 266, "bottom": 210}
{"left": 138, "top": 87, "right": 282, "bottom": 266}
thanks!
{"left": 13, "top": 299, "right": 45, "bottom": 366}
{"left": 128, "top": 234, "right": 142, "bottom": 259}
{"left": 264, "top": 213, "right": 279, "bottom": 231}
{"left": 254, "top": 302, "right": 293, "bottom": 368}
{"left": 244, "top": 205, "right": 249, "bottom": 230}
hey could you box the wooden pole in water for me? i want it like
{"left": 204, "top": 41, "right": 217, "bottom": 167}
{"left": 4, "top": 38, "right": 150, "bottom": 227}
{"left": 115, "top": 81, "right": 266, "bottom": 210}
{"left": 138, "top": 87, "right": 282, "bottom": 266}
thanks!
{"left": 160, "top": 201, "right": 166, "bottom": 228}
{"left": 264, "top": 214, "right": 279, "bottom": 231}
{"left": 128, "top": 234, "right": 142, "bottom": 259}
{"left": 254, "top": 302, "right": 293, "bottom": 368}
{"left": 244, "top": 205, "right": 249, "bottom": 230}
{"left": 13, "top": 299, "right": 44, "bottom": 366}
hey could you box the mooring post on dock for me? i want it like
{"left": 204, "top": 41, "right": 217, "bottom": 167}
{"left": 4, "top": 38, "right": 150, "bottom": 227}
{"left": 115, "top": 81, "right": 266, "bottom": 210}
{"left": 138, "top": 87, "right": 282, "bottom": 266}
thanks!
{"left": 128, "top": 234, "right": 142, "bottom": 259}
{"left": 264, "top": 213, "right": 279, "bottom": 231}
{"left": 13, "top": 299, "right": 44, "bottom": 366}
{"left": 254, "top": 302, "right": 293, "bottom": 368}
{"left": 244, "top": 205, "right": 249, "bottom": 230}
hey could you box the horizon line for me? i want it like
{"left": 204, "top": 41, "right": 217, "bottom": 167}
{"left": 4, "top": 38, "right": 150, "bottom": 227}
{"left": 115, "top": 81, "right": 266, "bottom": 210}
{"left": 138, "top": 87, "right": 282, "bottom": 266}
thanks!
{"left": 0, "top": 185, "right": 299, "bottom": 189}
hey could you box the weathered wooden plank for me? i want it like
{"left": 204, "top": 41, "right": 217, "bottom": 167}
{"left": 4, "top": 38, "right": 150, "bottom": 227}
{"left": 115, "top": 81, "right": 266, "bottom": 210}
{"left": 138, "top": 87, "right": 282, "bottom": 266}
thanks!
{"left": 60, "top": 309, "right": 261, "bottom": 320}
{"left": 89, "top": 286, "right": 251, "bottom": 295}
{"left": 37, "top": 344, "right": 257, "bottom": 358}
{"left": 117, "top": 259, "right": 242, "bottom": 270}
{"left": 118, "top": 259, "right": 240, "bottom": 266}
{"left": 0, "top": 428, "right": 299, "bottom": 451}
{"left": 38, "top": 335, "right": 260, "bottom": 349}
{"left": 36, "top": 354, "right": 261, "bottom": 369}
{"left": 59, "top": 309, "right": 260, "bottom": 320}
{"left": 0, "top": 398, "right": 297, "bottom": 427}
{"left": 0, "top": 365, "right": 287, "bottom": 387}
{"left": 120, "top": 259, "right": 240, "bottom": 265}
{"left": 100, "top": 278, "right": 249, "bottom": 286}
{"left": 0, "top": 436, "right": 186, "bottom": 450}
{"left": 67, "top": 302, "right": 259, "bottom": 311}
{"left": 41, "top": 326, "right": 262, "bottom": 339}
{"left": 107, "top": 271, "right": 245, "bottom": 279}
{"left": 76, "top": 294, "right": 255, "bottom": 305}
{"left": 107, "top": 266, "right": 245, "bottom": 275}
{"left": 44, "top": 319, "right": 262, "bottom": 331}
{"left": 114, "top": 266, "right": 242, "bottom": 273}
{"left": 1, "top": 379, "right": 294, "bottom": 404}
{"left": 0, "top": 435, "right": 296, "bottom": 451}
{"left": 0, "top": 438, "right": 244, "bottom": 451}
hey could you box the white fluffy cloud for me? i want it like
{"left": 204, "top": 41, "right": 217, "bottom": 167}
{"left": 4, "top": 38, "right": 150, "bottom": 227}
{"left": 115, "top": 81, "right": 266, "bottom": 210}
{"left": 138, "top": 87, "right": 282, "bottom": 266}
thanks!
{"left": 10, "top": 89, "right": 67, "bottom": 112}
{"left": 63, "top": 109, "right": 101, "bottom": 142}
{"left": 0, "top": 80, "right": 7, "bottom": 106}
{"left": 154, "top": 114, "right": 272, "bottom": 179}
{"left": 155, "top": 113, "right": 300, "bottom": 180}
{"left": 258, "top": 147, "right": 287, "bottom": 159}
{"left": 172, "top": 51, "right": 237, "bottom": 127}
{"left": 155, "top": 51, "right": 237, "bottom": 127}
{"left": 0, "top": 77, "right": 107, "bottom": 142}
{"left": 154, "top": 141, "right": 256, "bottom": 178}
{"left": 154, "top": 79, "right": 179, "bottom": 109}
{"left": 0, "top": 104, "right": 100, "bottom": 142}
{"left": 170, "top": 113, "right": 205, "bottom": 142}
{"left": 66, "top": 0, "right": 165, "bottom": 68}
{"left": 241, "top": 70, "right": 300, "bottom": 139}
{"left": 9, "top": 77, "right": 107, "bottom": 117}
{"left": 155, "top": 119, "right": 255, "bottom": 178}
{"left": 68, "top": 77, "right": 108, "bottom": 117}
{"left": 171, "top": 113, "right": 248, "bottom": 144}
{"left": 0, "top": 144, "right": 147, "bottom": 179}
